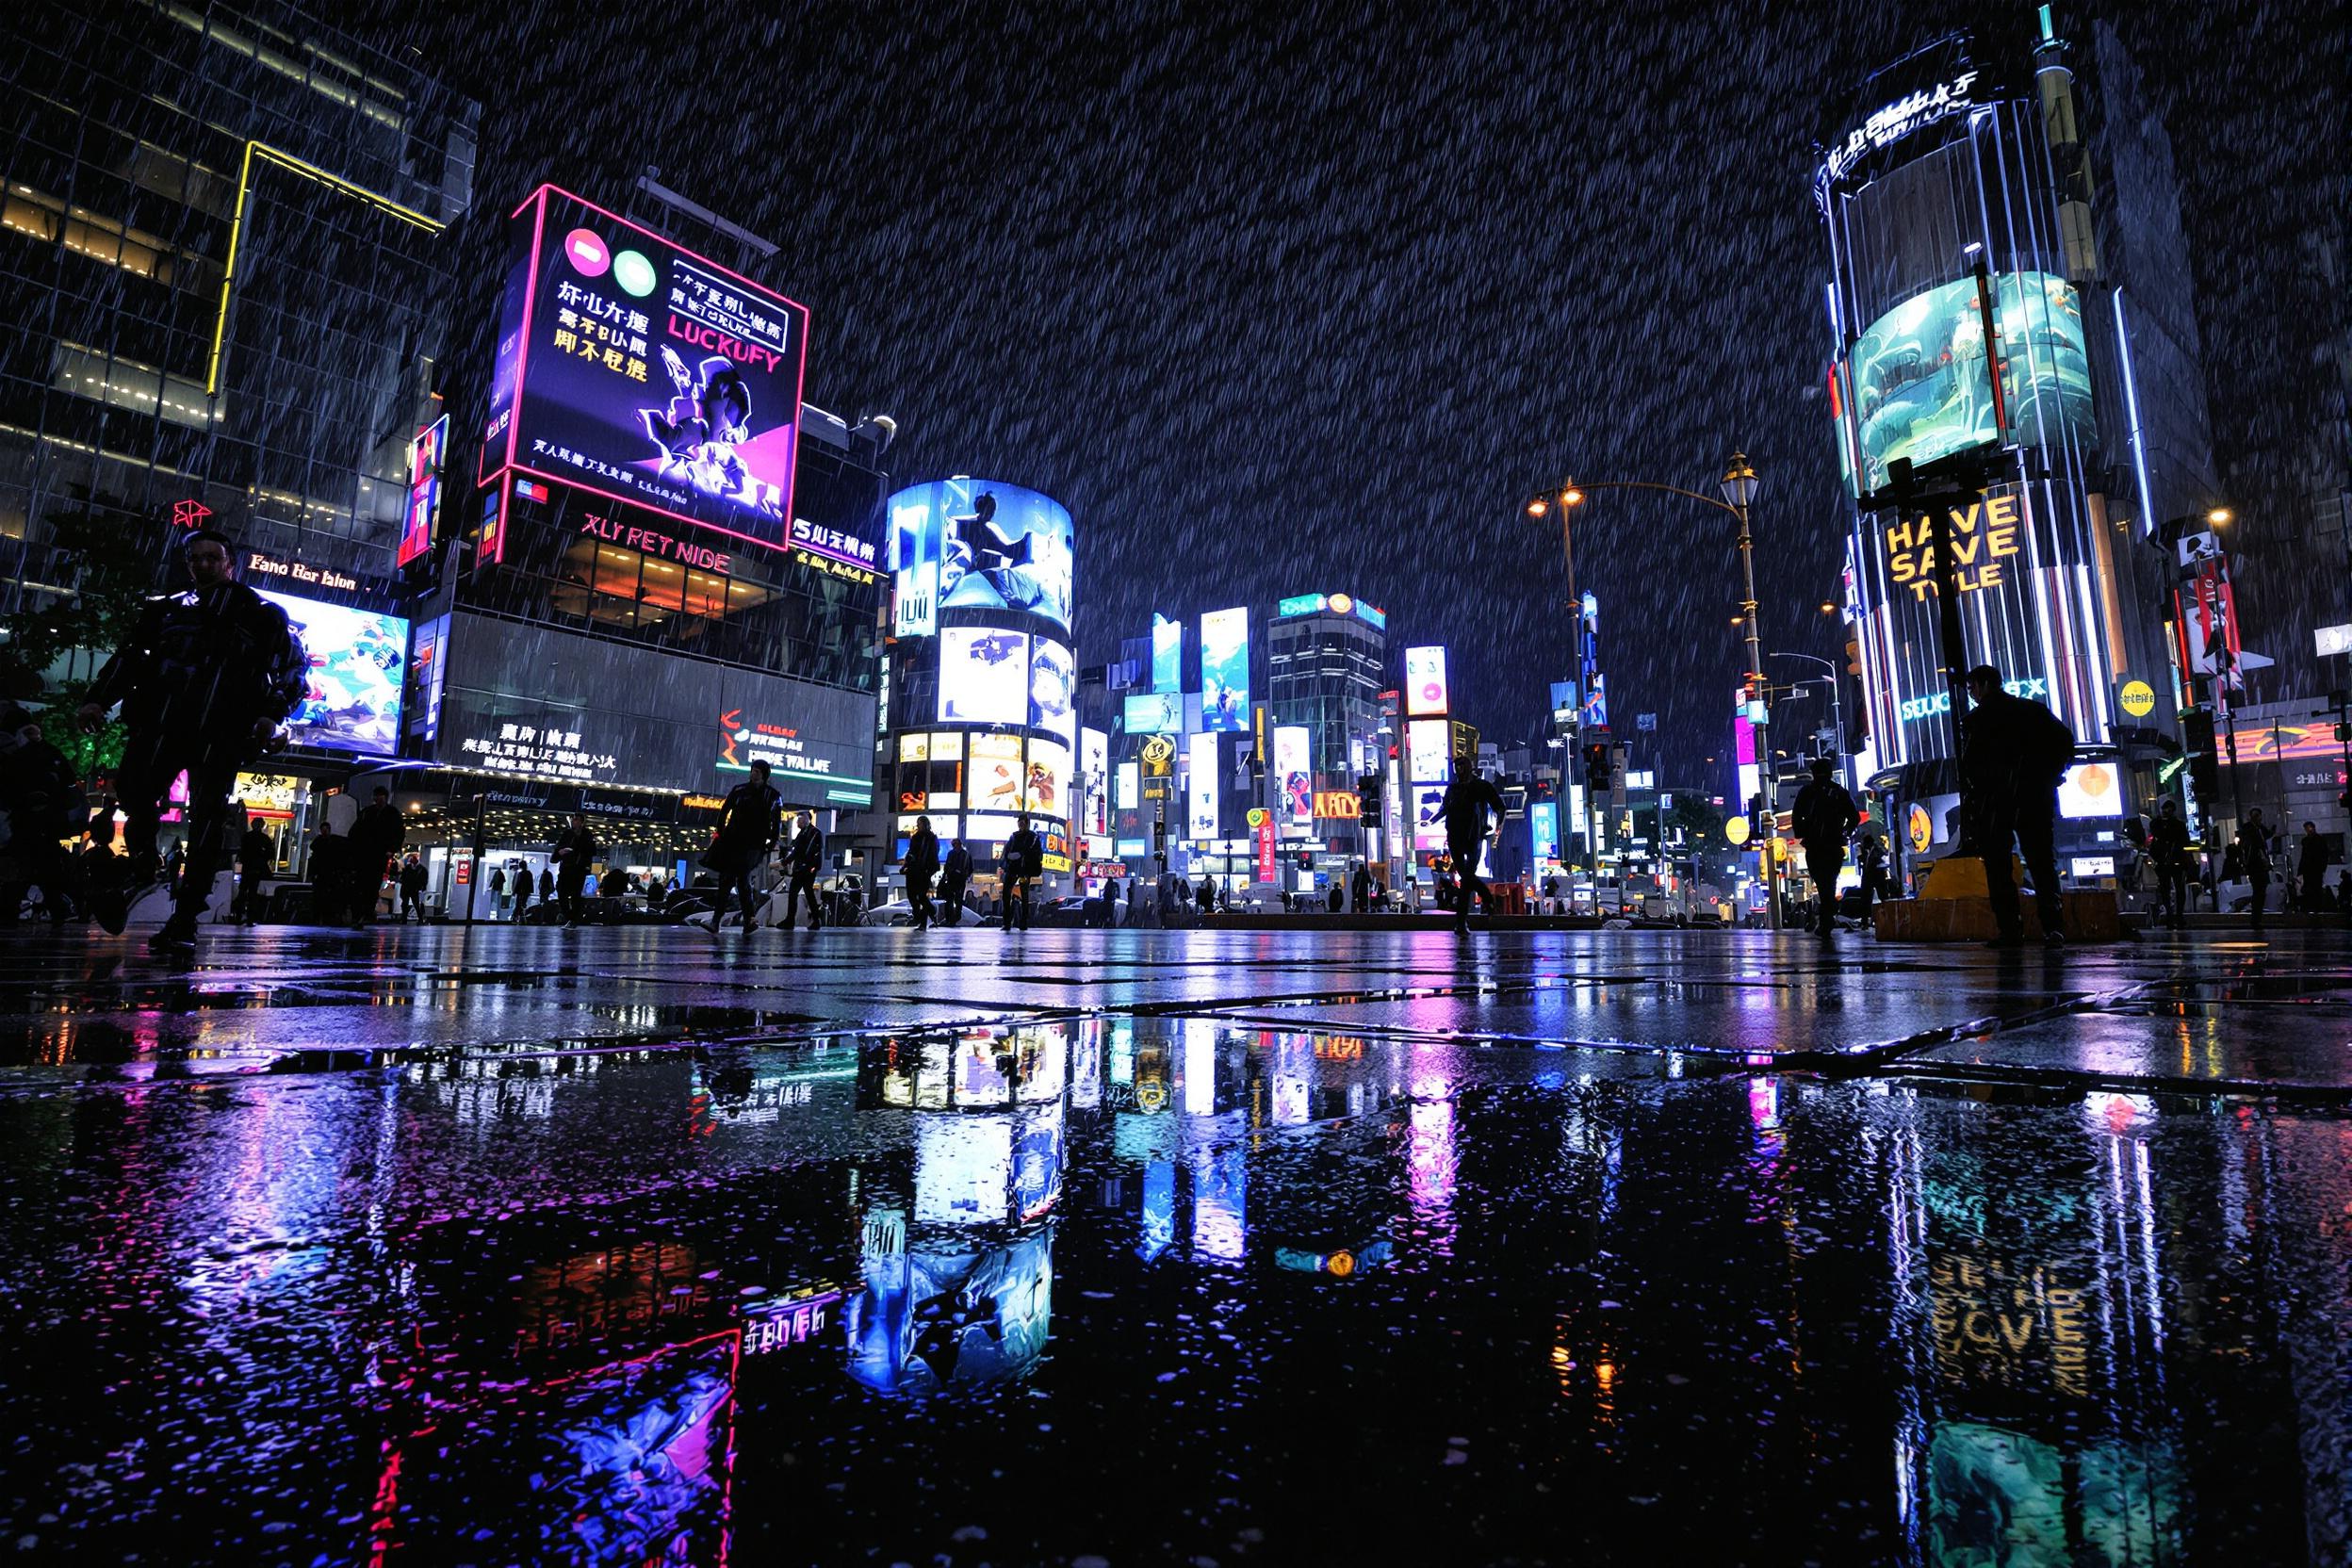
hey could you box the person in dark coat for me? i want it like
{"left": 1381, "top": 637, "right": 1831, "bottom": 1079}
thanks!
{"left": 399, "top": 852, "right": 427, "bottom": 922}
{"left": 1433, "top": 772, "right": 1507, "bottom": 934}
{"left": 538, "top": 866, "right": 555, "bottom": 907}
{"left": 1001, "top": 817, "right": 1042, "bottom": 931}
{"left": 236, "top": 822, "right": 275, "bottom": 925}
{"left": 2296, "top": 821, "right": 2331, "bottom": 914}
{"left": 939, "top": 838, "right": 973, "bottom": 926}
{"left": 0, "top": 702, "right": 82, "bottom": 924}
{"left": 2238, "top": 809, "right": 2273, "bottom": 933}
{"left": 2148, "top": 799, "right": 2192, "bottom": 926}
{"left": 552, "top": 812, "right": 597, "bottom": 927}
{"left": 486, "top": 863, "right": 507, "bottom": 921}
{"left": 76, "top": 530, "right": 305, "bottom": 950}
{"left": 1350, "top": 862, "right": 1373, "bottom": 913}
{"left": 306, "top": 824, "right": 351, "bottom": 925}
{"left": 351, "top": 786, "right": 404, "bottom": 928}
{"left": 710, "top": 760, "right": 783, "bottom": 933}
{"left": 903, "top": 814, "right": 940, "bottom": 931}
{"left": 1854, "top": 832, "right": 1891, "bottom": 924}
{"left": 1961, "top": 664, "right": 2075, "bottom": 947}
{"left": 1788, "top": 759, "right": 1860, "bottom": 939}
{"left": 782, "top": 811, "right": 825, "bottom": 930}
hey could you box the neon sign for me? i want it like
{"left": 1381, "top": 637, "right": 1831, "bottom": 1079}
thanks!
{"left": 400, "top": 414, "right": 448, "bottom": 568}
{"left": 1818, "top": 69, "right": 1982, "bottom": 191}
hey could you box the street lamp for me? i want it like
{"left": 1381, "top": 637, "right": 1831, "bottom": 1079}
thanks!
{"left": 1770, "top": 651, "right": 1846, "bottom": 792}
{"left": 1718, "top": 452, "right": 1781, "bottom": 930}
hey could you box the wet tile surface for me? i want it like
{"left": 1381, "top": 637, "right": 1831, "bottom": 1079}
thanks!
{"left": 0, "top": 927, "right": 2347, "bottom": 1562}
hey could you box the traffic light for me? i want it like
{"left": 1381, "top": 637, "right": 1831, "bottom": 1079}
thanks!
{"left": 1358, "top": 773, "right": 1383, "bottom": 821}
{"left": 1296, "top": 849, "right": 1315, "bottom": 871}
{"left": 2181, "top": 708, "right": 2218, "bottom": 801}
{"left": 1585, "top": 743, "right": 1612, "bottom": 791}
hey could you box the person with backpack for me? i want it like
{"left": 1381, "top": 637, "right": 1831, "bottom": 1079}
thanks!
{"left": 1001, "top": 816, "right": 1042, "bottom": 931}
{"left": 708, "top": 759, "right": 783, "bottom": 934}
{"left": 939, "top": 838, "right": 973, "bottom": 926}
{"left": 903, "top": 815, "right": 940, "bottom": 930}
{"left": 1961, "top": 664, "right": 2075, "bottom": 947}
{"left": 1789, "top": 759, "right": 1860, "bottom": 939}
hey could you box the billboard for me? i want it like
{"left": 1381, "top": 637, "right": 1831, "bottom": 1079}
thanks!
{"left": 1186, "top": 730, "right": 1220, "bottom": 839}
{"left": 938, "top": 628, "right": 1030, "bottom": 726}
{"left": 1151, "top": 613, "right": 1182, "bottom": 693}
{"left": 1583, "top": 673, "right": 1609, "bottom": 730}
{"left": 1840, "top": 270, "right": 2095, "bottom": 498}
{"left": 1122, "top": 691, "right": 1183, "bottom": 734}
{"left": 886, "top": 480, "right": 1073, "bottom": 634}
{"left": 1275, "top": 591, "right": 1386, "bottom": 630}
{"left": 1273, "top": 726, "right": 1312, "bottom": 832}
{"left": 484, "top": 186, "right": 809, "bottom": 550}
{"left": 400, "top": 414, "right": 447, "bottom": 568}
{"left": 1406, "top": 718, "right": 1452, "bottom": 784}
{"left": 968, "top": 733, "right": 1025, "bottom": 812}
{"left": 1200, "top": 607, "right": 1249, "bottom": 732}
{"left": 1029, "top": 637, "right": 1076, "bottom": 745}
{"left": 1025, "top": 737, "right": 1070, "bottom": 819}
{"left": 1080, "top": 727, "right": 1109, "bottom": 835}
{"left": 1404, "top": 645, "right": 1449, "bottom": 717}
{"left": 1530, "top": 801, "right": 1560, "bottom": 864}
{"left": 1411, "top": 783, "right": 1449, "bottom": 851}
{"left": 254, "top": 590, "right": 407, "bottom": 757}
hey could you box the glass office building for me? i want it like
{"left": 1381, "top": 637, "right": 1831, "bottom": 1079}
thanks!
{"left": 1, "top": 0, "right": 478, "bottom": 590}
{"left": 1266, "top": 595, "right": 1390, "bottom": 869}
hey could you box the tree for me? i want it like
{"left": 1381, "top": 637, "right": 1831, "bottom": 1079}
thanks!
{"left": 1, "top": 496, "right": 165, "bottom": 777}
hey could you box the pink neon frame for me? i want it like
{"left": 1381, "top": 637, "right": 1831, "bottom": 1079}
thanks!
{"left": 480, "top": 184, "right": 813, "bottom": 555}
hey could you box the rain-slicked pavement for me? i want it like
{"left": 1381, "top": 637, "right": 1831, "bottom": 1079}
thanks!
{"left": 1, "top": 925, "right": 2347, "bottom": 1564}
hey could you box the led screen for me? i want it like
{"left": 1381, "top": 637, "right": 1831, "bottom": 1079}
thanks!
{"left": 1530, "top": 801, "right": 1559, "bottom": 864}
{"left": 1151, "top": 613, "right": 1182, "bottom": 693}
{"left": 1411, "top": 783, "right": 1449, "bottom": 852}
{"left": 967, "top": 733, "right": 1025, "bottom": 812}
{"left": 1187, "top": 730, "right": 1220, "bottom": 839}
{"left": 2057, "top": 759, "right": 2118, "bottom": 820}
{"left": 1080, "top": 727, "right": 1109, "bottom": 834}
{"left": 1273, "top": 727, "right": 1312, "bottom": 832}
{"left": 1406, "top": 718, "right": 1452, "bottom": 784}
{"left": 1116, "top": 760, "right": 1139, "bottom": 812}
{"left": 400, "top": 415, "right": 446, "bottom": 568}
{"left": 938, "top": 627, "right": 1031, "bottom": 726}
{"left": 1842, "top": 270, "right": 2095, "bottom": 497}
{"left": 1029, "top": 637, "right": 1076, "bottom": 745}
{"left": 1404, "top": 645, "right": 1449, "bottom": 717}
{"left": 255, "top": 590, "right": 407, "bottom": 757}
{"left": 487, "top": 187, "right": 809, "bottom": 548}
{"left": 886, "top": 479, "right": 1073, "bottom": 634}
{"left": 1025, "top": 738, "right": 1070, "bottom": 817}
{"left": 1123, "top": 691, "right": 1183, "bottom": 734}
{"left": 1200, "top": 607, "right": 1249, "bottom": 733}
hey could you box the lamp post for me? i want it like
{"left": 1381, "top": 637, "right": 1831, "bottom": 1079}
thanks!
{"left": 1525, "top": 455, "right": 1780, "bottom": 928}
{"left": 1524, "top": 482, "right": 1589, "bottom": 880}
{"left": 1771, "top": 652, "right": 1846, "bottom": 788}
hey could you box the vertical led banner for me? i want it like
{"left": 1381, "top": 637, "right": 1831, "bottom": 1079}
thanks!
{"left": 1404, "top": 645, "right": 1449, "bottom": 717}
{"left": 1199, "top": 607, "right": 1250, "bottom": 732}
{"left": 1080, "top": 727, "right": 1109, "bottom": 836}
{"left": 1273, "top": 726, "right": 1312, "bottom": 833}
{"left": 1152, "top": 613, "right": 1183, "bottom": 694}
{"left": 890, "top": 489, "right": 940, "bottom": 638}
{"left": 400, "top": 414, "right": 448, "bottom": 568}
{"left": 1116, "top": 760, "right": 1139, "bottom": 812}
{"left": 1733, "top": 690, "right": 1761, "bottom": 808}
{"left": 1187, "top": 730, "right": 1220, "bottom": 840}
{"left": 1530, "top": 802, "right": 1559, "bottom": 865}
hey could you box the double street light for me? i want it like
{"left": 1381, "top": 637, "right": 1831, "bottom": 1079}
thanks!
{"left": 1522, "top": 453, "right": 1786, "bottom": 929}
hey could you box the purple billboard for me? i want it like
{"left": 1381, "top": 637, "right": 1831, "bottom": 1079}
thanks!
{"left": 482, "top": 185, "right": 810, "bottom": 552}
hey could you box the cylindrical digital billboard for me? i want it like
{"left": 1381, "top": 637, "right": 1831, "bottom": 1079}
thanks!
{"left": 883, "top": 479, "right": 1077, "bottom": 873}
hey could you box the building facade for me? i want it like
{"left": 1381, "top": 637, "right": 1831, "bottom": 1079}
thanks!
{"left": 1266, "top": 593, "right": 1391, "bottom": 882}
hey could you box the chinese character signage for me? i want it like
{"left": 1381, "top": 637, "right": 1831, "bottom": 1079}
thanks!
{"left": 484, "top": 186, "right": 809, "bottom": 552}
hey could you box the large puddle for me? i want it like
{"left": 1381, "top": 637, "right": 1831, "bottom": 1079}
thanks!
{"left": 0, "top": 1017, "right": 2343, "bottom": 1563}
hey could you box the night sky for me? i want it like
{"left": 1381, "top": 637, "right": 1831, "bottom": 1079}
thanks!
{"left": 365, "top": 0, "right": 2343, "bottom": 789}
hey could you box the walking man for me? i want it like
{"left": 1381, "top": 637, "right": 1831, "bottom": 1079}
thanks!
{"left": 939, "top": 837, "right": 973, "bottom": 926}
{"left": 1433, "top": 771, "right": 1507, "bottom": 935}
{"left": 0, "top": 703, "right": 82, "bottom": 925}
{"left": 904, "top": 814, "right": 940, "bottom": 930}
{"left": 234, "top": 821, "right": 274, "bottom": 926}
{"left": 306, "top": 825, "right": 350, "bottom": 926}
{"left": 2148, "top": 799, "right": 2192, "bottom": 927}
{"left": 2240, "top": 808, "right": 2274, "bottom": 934}
{"left": 1002, "top": 816, "right": 1042, "bottom": 931}
{"left": 349, "top": 786, "right": 404, "bottom": 928}
{"left": 552, "top": 812, "right": 596, "bottom": 927}
{"left": 1350, "top": 861, "right": 1373, "bottom": 914}
{"left": 1789, "top": 759, "right": 1859, "bottom": 939}
{"left": 782, "top": 811, "right": 825, "bottom": 930}
{"left": 399, "top": 852, "right": 427, "bottom": 923}
{"left": 710, "top": 759, "right": 783, "bottom": 933}
{"left": 2297, "top": 821, "right": 2331, "bottom": 914}
{"left": 75, "top": 530, "right": 306, "bottom": 951}
{"left": 487, "top": 863, "right": 507, "bottom": 922}
{"left": 1961, "top": 664, "right": 2074, "bottom": 948}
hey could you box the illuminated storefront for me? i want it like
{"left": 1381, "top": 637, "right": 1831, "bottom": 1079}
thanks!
{"left": 1820, "top": 19, "right": 2217, "bottom": 855}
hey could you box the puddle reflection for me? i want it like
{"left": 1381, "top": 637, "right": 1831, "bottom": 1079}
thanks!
{"left": 0, "top": 1015, "right": 2342, "bottom": 1563}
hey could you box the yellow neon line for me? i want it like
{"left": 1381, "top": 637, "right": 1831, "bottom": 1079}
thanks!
{"left": 205, "top": 139, "right": 445, "bottom": 395}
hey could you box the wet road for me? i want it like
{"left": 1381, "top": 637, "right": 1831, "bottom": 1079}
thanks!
{"left": 0, "top": 925, "right": 2346, "bottom": 1564}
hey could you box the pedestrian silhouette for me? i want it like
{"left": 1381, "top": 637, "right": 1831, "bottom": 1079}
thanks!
{"left": 1961, "top": 664, "right": 2074, "bottom": 947}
